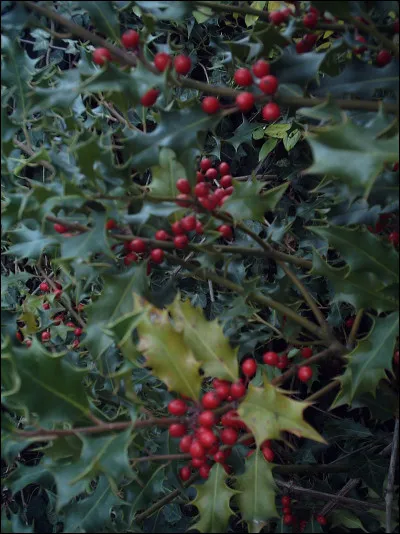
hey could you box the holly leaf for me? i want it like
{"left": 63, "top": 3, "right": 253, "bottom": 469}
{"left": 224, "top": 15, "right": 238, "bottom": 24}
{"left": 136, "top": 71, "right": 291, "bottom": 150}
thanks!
{"left": 238, "top": 375, "right": 326, "bottom": 447}
{"left": 222, "top": 180, "right": 289, "bottom": 222}
{"left": 330, "top": 510, "right": 367, "bottom": 532}
{"left": 308, "top": 225, "right": 399, "bottom": 284}
{"left": 191, "top": 463, "right": 237, "bottom": 533}
{"left": 80, "top": 2, "right": 120, "bottom": 41}
{"left": 332, "top": 312, "right": 399, "bottom": 408}
{"left": 168, "top": 295, "right": 239, "bottom": 382}
{"left": 225, "top": 119, "right": 260, "bottom": 151}
{"left": 135, "top": 297, "right": 202, "bottom": 399}
{"left": 6, "top": 224, "right": 57, "bottom": 260}
{"left": 149, "top": 148, "right": 188, "bottom": 197}
{"left": 274, "top": 49, "right": 327, "bottom": 87}
{"left": 305, "top": 119, "right": 399, "bottom": 196}
{"left": 236, "top": 450, "right": 279, "bottom": 533}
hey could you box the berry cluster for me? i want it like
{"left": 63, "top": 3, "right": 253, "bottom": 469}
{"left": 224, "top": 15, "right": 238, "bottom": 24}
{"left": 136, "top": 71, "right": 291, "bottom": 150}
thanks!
{"left": 280, "top": 495, "right": 328, "bottom": 531}
{"left": 367, "top": 212, "right": 399, "bottom": 247}
{"left": 263, "top": 348, "right": 314, "bottom": 383}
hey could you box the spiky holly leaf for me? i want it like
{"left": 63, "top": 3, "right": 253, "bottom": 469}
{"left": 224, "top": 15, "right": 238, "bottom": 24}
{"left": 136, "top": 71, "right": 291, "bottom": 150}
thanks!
{"left": 135, "top": 296, "right": 202, "bottom": 399}
{"left": 149, "top": 148, "right": 188, "bottom": 197}
{"left": 238, "top": 375, "right": 326, "bottom": 447}
{"left": 168, "top": 295, "right": 238, "bottom": 382}
{"left": 236, "top": 450, "right": 279, "bottom": 533}
{"left": 1, "top": 338, "right": 90, "bottom": 427}
{"left": 309, "top": 225, "right": 399, "bottom": 285}
{"left": 310, "top": 250, "right": 399, "bottom": 313}
{"left": 222, "top": 180, "right": 289, "bottom": 222}
{"left": 80, "top": 2, "right": 119, "bottom": 40}
{"left": 6, "top": 224, "right": 57, "bottom": 260}
{"left": 332, "top": 312, "right": 399, "bottom": 408}
{"left": 305, "top": 120, "right": 399, "bottom": 196}
{"left": 191, "top": 463, "right": 237, "bottom": 533}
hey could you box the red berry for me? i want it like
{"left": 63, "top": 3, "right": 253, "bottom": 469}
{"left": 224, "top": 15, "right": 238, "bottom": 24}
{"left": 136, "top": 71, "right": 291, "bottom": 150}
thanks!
{"left": 233, "top": 68, "right": 253, "bottom": 87}
{"left": 72, "top": 339, "right": 80, "bottom": 350}
{"left": 55, "top": 282, "right": 63, "bottom": 290}
{"left": 198, "top": 429, "right": 217, "bottom": 448}
{"left": 202, "top": 391, "right": 221, "bottom": 409}
{"left": 174, "top": 234, "right": 189, "bottom": 249}
{"left": 174, "top": 54, "right": 191, "bottom": 75}
{"left": 346, "top": 317, "right": 355, "bottom": 329}
{"left": 252, "top": 59, "right": 270, "bottom": 78}
{"left": 198, "top": 410, "right": 217, "bottom": 428}
{"left": 92, "top": 47, "right": 112, "bottom": 65}
{"left": 214, "top": 383, "right": 231, "bottom": 401}
{"left": 303, "top": 11, "right": 318, "bottom": 28}
{"left": 168, "top": 399, "right": 187, "bottom": 416}
{"left": 140, "top": 88, "right": 160, "bottom": 107}
{"left": 220, "top": 427, "right": 238, "bottom": 445}
{"left": 214, "top": 451, "right": 225, "bottom": 463}
{"left": 42, "top": 302, "right": 50, "bottom": 310}
{"left": 297, "top": 366, "right": 313, "bottom": 383}
{"left": 316, "top": 515, "right": 327, "bottom": 526}
{"left": 121, "top": 29, "right": 139, "bottom": 49}
{"left": 196, "top": 171, "right": 205, "bottom": 183}
{"left": 230, "top": 380, "right": 246, "bottom": 399}
{"left": 259, "top": 75, "right": 278, "bottom": 95}
{"left": 200, "top": 158, "right": 212, "bottom": 172}
{"left": 217, "top": 225, "right": 233, "bottom": 240}
{"left": 220, "top": 175, "right": 233, "bottom": 188}
{"left": 191, "top": 456, "right": 206, "bottom": 468}
{"left": 281, "top": 496, "right": 291, "bottom": 507}
{"left": 105, "top": 219, "right": 117, "bottom": 230}
{"left": 263, "top": 351, "right": 279, "bottom": 366}
{"left": 198, "top": 194, "right": 217, "bottom": 211}
{"left": 262, "top": 447, "right": 275, "bottom": 462}
{"left": 53, "top": 314, "right": 64, "bottom": 325}
{"left": 25, "top": 339, "right": 32, "bottom": 348}
{"left": 224, "top": 186, "right": 234, "bottom": 196}
{"left": 41, "top": 331, "right": 51, "bottom": 342}
{"left": 283, "top": 514, "right": 293, "bottom": 526}
{"left": 221, "top": 410, "right": 244, "bottom": 428}
{"left": 179, "top": 434, "right": 193, "bottom": 453}
{"left": 222, "top": 463, "right": 232, "bottom": 474}
{"left": 393, "top": 350, "right": 399, "bottom": 365}
{"left": 354, "top": 35, "right": 367, "bottom": 54}
{"left": 16, "top": 331, "right": 23, "bottom": 342}
{"left": 74, "top": 327, "right": 83, "bottom": 337}
{"left": 236, "top": 92, "right": 255, "bottom": 112}
{"left": 155, "top": 230, "right": 171, "bottom": 241}
{"left": 176, "top": 178, "right": 191, "bottom": 194}
{"left": 150, "top": 248, "right": 164, "bottom": 264}
{"left": 304, "top": 33, "right": 318, "bottom": 46}
{"left": 181, "top": 215, "right": 197, "bottom": 232}
{"left": 283, "top": 507, "right": 291, "bottom": 515}
{"left": 301, "top": 347, "right": 313, "bottom": 359}
{"left": 176, "top": 194, "right": 192, "bottom": 208}
{"left": 241, "top": 358, "right": 257, "bottom": 377}
{"left": 205, "top": 168, "right": 218, "bottom": 181}
{"left": 269, "top": 11, "right": 285, "bottom": 25}
{"left": 195, "top": 221, "right": 204, "bottom": 235}
{"left": 276, "top": 354, "right": 288, "bottom": 370}
{"left": 218, "top": 162, "right": 230, "bottom": 175}
{"left": 179, "top": 466, "right": 191, "bottom": 481}
{"left": 262, "top": 103, "right": 280, "bottom": 122}
{"left": 214, "top": 188, "right": 226, "bottom": 201}
{"left": 124, "top": 252, "right": 138, "bottom": 266}
{"left": 261, "top": 439, "right": 271, "bottom": 449}
{"left": 39, "top": 282, "right": 49, "bottom": 292}
{"left": 202, "top": 97, "right": 220, "bottom": 114}
{"left": 169, "top": 423, "right": 187, "bottom": 438}
{"left": 54, "top": 223, "right": 67, "bottom": 234}
{"left": 190, "top": 440, "right": 205, "bottom": 458}
{"left": 296, "top": 39, "right": 309, "bottom": 54}
{"left": 194, "top": 182, "right": 210, "bottom": 198}
{"left": 389, "top": 232, "right": 399, "bottom": 246}
{"left": 199, "top": 464, "right": 211, "bottom": 479}
{"left": 171, "top": 221, "right": 185, "bottom": 235}
{"left": 66, "top": 322, "right": 76, "bottom": 328}
{"left": 53, "top": 289, "right": 62, "bottom": 300}
{"left": 376, "top": 50, "right": 391, "bottom": 67}
{"left": 129, "top": 238, "right": 146, "bottom": 253}
{"left": 281, "top": 7, "right": 291, "bottom": 21}
{"left": 154, "top": 52, "right": 172, "bottom": 72}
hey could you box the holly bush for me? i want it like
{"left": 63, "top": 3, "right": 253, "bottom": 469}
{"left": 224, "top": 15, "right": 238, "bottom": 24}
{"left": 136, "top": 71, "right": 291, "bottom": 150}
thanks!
{"left": 1, "top": 1, "right": 399, "bottom": 533}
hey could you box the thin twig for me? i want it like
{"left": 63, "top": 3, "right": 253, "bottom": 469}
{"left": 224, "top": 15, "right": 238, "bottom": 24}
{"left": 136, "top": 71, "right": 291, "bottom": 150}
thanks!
{"left": 385, "top": 418, "right": 399, "bottom": 533}
{"left": 348, "top": 308, "right": 364, "bottom": 347}
{"left": 13, "top": 138, "right": 55, "bottom": 175}
{"left": 318, "top": 478, "right": 361, "bottom": 517}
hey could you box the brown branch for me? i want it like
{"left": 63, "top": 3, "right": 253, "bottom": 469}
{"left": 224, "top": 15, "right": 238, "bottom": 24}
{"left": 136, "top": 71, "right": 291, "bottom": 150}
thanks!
{"left": 318, "top": 478, "right": 361, "bottom": 518}
{"left": 346, "top": 14, "right": 399, "bottom": 58}
{"left": 131, "top": 453, "right": 191, "bottom": 464}
{"left": 305, "top": 380, "right": 339, "bottom": 403}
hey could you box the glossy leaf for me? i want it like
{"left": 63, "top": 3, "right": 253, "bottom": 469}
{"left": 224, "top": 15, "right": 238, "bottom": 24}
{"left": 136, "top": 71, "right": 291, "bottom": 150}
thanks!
{"left": 79, "top": 2, "right": 119, "bottom": 40}
{"left": 150, "top": 148, "right": 188, "bottom": 197}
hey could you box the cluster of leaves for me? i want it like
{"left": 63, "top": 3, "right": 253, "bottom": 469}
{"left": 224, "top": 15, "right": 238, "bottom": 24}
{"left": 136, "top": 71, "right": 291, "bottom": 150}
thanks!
{"left": 1, "top": 1, "right": 399, "bottom": 533}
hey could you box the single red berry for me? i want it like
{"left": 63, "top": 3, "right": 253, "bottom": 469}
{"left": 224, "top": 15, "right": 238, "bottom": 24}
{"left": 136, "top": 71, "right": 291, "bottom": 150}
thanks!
{"left": 218, "top": 225, "right": 233, "bottom": 240}
{"left": 262, "top": 447, "right": 275, "bottom": 462}
{"left": 214, "top": 188, "right": 226, "bottom": 201}
{"left": 283, "top": 514, "right": 293, "bottom": 526}
{"left": 276, "top": 354, "right": 289, "bottom": 370}
{"left": 174, "top": 54, "right": 191, "bottom": 75}
{"left": 263, "top": 351, "right": 279, "bottom": 366}
{"left": 129, "top": 238, "right": 146, "bottom": 253}
{"left": 176, "top": 194, "right": 192, "bottom": 208}
{"left": 218, "top": 162, "right": 230, "bottom": 175}
{"left": 121, "top": 29, "right": 139, "bottom": 49}
{"left": 202, "top": 391, "right": 221, "bottom": 409}
{"left": 281, "top": 496, "right": 291, "bottom": 507}
{"left": 205, "top": 168, "right": 218, "bottom": 181}
{"left": 221, "top": 410, "right": 244, "bottom": 428}
{"left": 198, "top": 410, "right": 217, "bottom": 428}
{"left": 171, "top": 221, "right": 185, "bottom": 235}
{"left": 252, "top": 59, "right": 270, "bottom": 78}
{"left": 181, "top": 215, "right": 197, "bottom": 232}
{"left": 389, "top": 232, "right": 399, "bottom": 246}
{"left": 199, "top": 463, "right": 211, "bottom": 479}
{"left": 214, "top": 382, "right": 231, "bottom": 400}
{"left": 194, "top": 182, "right": 210, "bottom": 198}
{"left": 301, "top": 347, "right": 313, "bottom": 359}
{"left": 304, "top": 33, "right": 318, "bottom": 46}
{"left": 39, "top": 282, "right": 49, "bottom": 292}
{"left": 53, "top": 314, "right": 64, "bottom": 326}
{"left": 191, "top": 456, "right": 206, "bottom": 468}
{"left": 303, "top": 11, "right": 318, "bottom": 28}
{"left": 230, "top": 380, "right": 246, "bottom": 399}
{"left": 72, "top": 339, "right": 80, "bottom": 349}
{"left": 282, "top": 507, "right": 291, "bottom": 515}
{"left": 150, "top": 248, "right": 164, "bottom": 264}
{"left": 298, "top": 366, "right": 313, "bottom": 383}
{"left": 214, "top": 451, "right": 225, "bottom": 463}
{"left": 190, "top": 440, "right": 205, "bottom": 458}
{"left": 25, "top": 339, "right": 32, "bottom": 347}
{"left": 195, "top": 221, "right": 204, "bottom": 235}
{"left": 296, "top": 39, "right": 309, "bottom": 54}
{"left": 169, "top": 423, "right": 187, "bottom": 438}
{"left": 179, "top": 465, "right": 191, "bottom": 481}
{"left": 236, "top": 92, "right": 255, "bottom": 112}
{"left": 354, "top": 35, "right": 367, "bottom": 54}
{"left": 200, "top": 158, "right": 212, "bottom": 172}
{"left": 154, "top": 52, "right": 172, "bottom": 72}
{"left": 241, "top": 358, "right": 257, "bottom": 377}
{"left": 376, "top": 50, "right": 391, "bottom": 67}
{"left": 42, "top": 302, "right": 50, "bottom": 310}
{"left": 174, "top": 234, "right": 189, "bottom": 249}
{"left": 269, "top": 11, "right": 285, "bottom": 25}
{"left": 198, "top": 429, "right": 217, "bottom": 448}
{"left": 196, "top": 171, "right": 205, "bottom": 182}
{"left": 168, "top": 399, "right": 187, "bottom": 416}
{"left": 346, "top": 317, "right": 355, "bottom": 329}
{"left": 220, "top": 427, "right": 238, "bottom": 445}
{"left": 92, "top": 47, "right": 112, "bottom": 65}
{"left": 105, "top": 219, "right": 117, "bottom": 230}
{"left": 281, "top": 7, "right": 291, "bottom": 21}
{"left": 261, "top": 439, "right": 271, "bottom": 449}
{"left": 176, "top": 178, "right": 191, "bottom": 194}
{"left": 262, "top": 102, "right": 280, "bottom": 121}
{"left": 124, "top": 252, "right": 138, "bottom": 266}
{"left": 259, "top": 75, "right": 278, "bottom": 95}
{"left": 233, "top": 68, "right": 253, "bottom": 87}
{"left": 224, "top": 186, "right": 234, "bottom": 196}
{"left": 179, "top": 434, "right": 193, "bottom": 453}
{"left": 66, "top": 322, "right": 76, "bottom": 328}
{"left": 74, "top": 327, "right": 83, "bottom": 337}
{"left": 155, "top": 229, "right": 171, "bottom": 241}
{"left": 54, "top": 223, "right": 67, "bottom": 234}
{"left": 316, "top": 515, "right": 327, "bottom": 526}
{"left": 41, "top": 331, "right": 51, "bottom": 342}
{"left": 16, "top": 331, "right": 23, "bottom": 342}
{"left": 55, "top": 282, "right": 63, "bottom": 290}
{"left": 247, "top": 450, "right": 255, "bottom": 457}
{"left": 140, "top": 88, "right": 160, "bottom": 107}
{"left": 202, "top": 96, "right": 220, "bottom": 114}
{"left": 53, "top": 289, "right": 62, "bottom": 300}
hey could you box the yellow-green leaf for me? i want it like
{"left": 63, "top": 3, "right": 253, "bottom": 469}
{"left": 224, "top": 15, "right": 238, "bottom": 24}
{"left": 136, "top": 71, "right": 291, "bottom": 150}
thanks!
{"left": 245, "top": 1, "right": 266, "bottom": 27}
